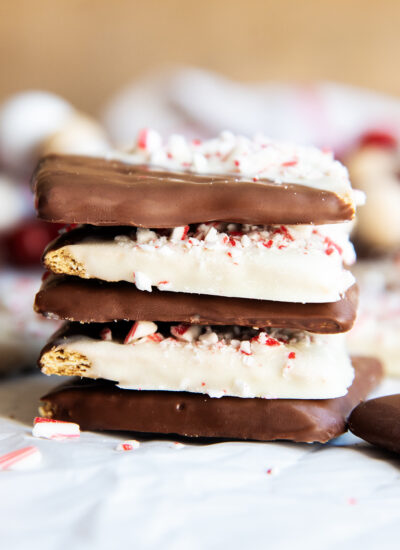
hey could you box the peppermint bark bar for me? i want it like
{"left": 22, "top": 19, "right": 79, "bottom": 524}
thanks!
{"left": 35, "top": 274, "right": 358, "bottom": 332}
{"left": 32, "top": 132, "right": 359, "bottom": 227}
{"left": 348, "top": 394, "right": 400, "bottom": 454}
{"left": 43, "top": 223, "right": 355, "bottom": 304}
{"left": 39, "top": 356, "right": 382, "bottom": 443}
{"left": 39, "top": 322, "right": 354, "bottom": 400}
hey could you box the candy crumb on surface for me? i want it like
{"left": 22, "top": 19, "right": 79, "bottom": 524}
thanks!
{"left": 116, "top": 440, "right": 141, "bottom": 451}
{"left": 0, "top": 446, "right": 42, "bottom": 471}
{"left": 32, "top": 417, "right": 80, "bottom": 440}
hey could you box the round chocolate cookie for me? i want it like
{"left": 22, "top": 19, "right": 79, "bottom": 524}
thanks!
{"left": 348, "top": 394, "right": 400, "bottom": 454}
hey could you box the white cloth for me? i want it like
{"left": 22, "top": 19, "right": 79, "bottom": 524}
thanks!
{"left": 103, "top": 67, "right": 400, "bottom": 152}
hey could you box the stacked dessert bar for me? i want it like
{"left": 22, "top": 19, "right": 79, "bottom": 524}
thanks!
{"left": 33, "top": 131, "right": 382, "bottom": 442}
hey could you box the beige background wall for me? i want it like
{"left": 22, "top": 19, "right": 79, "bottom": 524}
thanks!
{"left": 0, "top": 0, "right": 399, "bottom": 113}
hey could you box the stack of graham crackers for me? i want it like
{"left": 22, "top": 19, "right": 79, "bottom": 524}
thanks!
{"left": 33, "top": 131, "right": 381, "bottom": 442}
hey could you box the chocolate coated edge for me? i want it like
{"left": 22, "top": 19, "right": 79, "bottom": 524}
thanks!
{"left": 40, "top": 356, "right": 382, "bottom": 443}
{"left": 32, "top": 154, "right": 354, "bottom": 227}
{"left": 348, "top": 395, "right": 400, "bottom": 454}
{"left": 35, "top": 274, "right": 358, "bottom": 333}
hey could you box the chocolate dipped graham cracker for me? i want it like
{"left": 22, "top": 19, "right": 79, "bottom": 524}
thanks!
{"left": 348, "top": 394, "right": 400, "bottom": 454}
{"left": 35, "top": 274, "right": 358, "bottom": 332}
{"left": 42, "top": 222, "right": 356, "bottom": 304}
{"left": 40, "top": 357, "right": 382, "bottom": 443}
{"left": 33, "top": 130, "right": 373, "bottom": 443}
{"left": 39, "top": 322, "right": 355, "bottom": 400}
{"left": 32, "top": 132, "right": 360, "bottom": 227}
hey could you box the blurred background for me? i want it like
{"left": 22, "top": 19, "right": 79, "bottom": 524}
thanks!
{"left": 1, "top": 0, "right": 400, "bottom": 376}
{"left": 1, "top": 0, "right": 400, "bottom": 110}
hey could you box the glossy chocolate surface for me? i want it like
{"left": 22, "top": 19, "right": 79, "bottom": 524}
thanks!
{"left": 35, "top": 274, "right": 358, "bottom": 333}
{"left": 41, "top": 356, "right": 381, "bottom": 443}
{"left": 32, "top": 154, "right": 355, "bottom": 227}
{"left": 348, "top": 394, "right": 400, "bottom": 454}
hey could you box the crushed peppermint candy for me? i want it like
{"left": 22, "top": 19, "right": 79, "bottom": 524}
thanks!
{"left": 111, "top": 130, "right": 354, "bottom": 199}
{"left": 115, "top": 222, "right": 355, "bottom": 266}
{"left": 240, "top": 341, "right": 252, "bottom": 355}
{"left": 100, "top": 327, "right": 112, "bottom": 341}
{"left": 172, "top": 442, "right": 185, "bottom": 449}
{"left": 199, "top": 331, "right": 219, "bottom": 345}
{"left": 32, "top": 417, "right": 80, "bottom": 440}
{"left": 116, "top": 440, "right": 141, "bottom": 451}
{"left": 124, "top": 321, "right": 158, "bottom": 344}
{"left": 170, "top": 324, "right": 201, "bottom": 342}
{"left": 101, "top": 322, "right": 312, "bottom": 356}
{"left": 170, "top": 225, "right": 190, "bottom": 241}
{"left": 146, "top": 333, "right": 164, "bottom": 343}
{"left": 0, "top": 445, "right": 42, "bottom": 471}
{"left": 157, "top": 280, "right": 171, "bottom": 289}
{"left": 136, "top": 128, "right": 162, "bottom": 152}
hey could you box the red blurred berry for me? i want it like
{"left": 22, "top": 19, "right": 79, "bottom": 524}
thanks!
{"left": 2, "top": 219, "right": 61, "bottom": 266}
{"left": 359, "top": 131, "right": 398, "bottom": 150}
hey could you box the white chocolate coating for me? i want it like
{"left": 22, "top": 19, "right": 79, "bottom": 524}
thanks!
{"left": 45, "top": 328, "right": 354, "bottom": 399}
{"left": 46, "top": 223, "right": 355, "bottom": 303}
{"left": 111, "top": 130, "right": 358, "bottom": 207}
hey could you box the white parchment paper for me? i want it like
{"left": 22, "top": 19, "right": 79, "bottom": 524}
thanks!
{"left": 0, "top": 372, "right": 399, "bottom": 550}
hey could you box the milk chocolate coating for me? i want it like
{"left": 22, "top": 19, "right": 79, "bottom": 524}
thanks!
{"left": 348, "top": 394, "right": 400, "bottom": 454}
{"left": 41, "top": 357, "right": 381, "bottom": 443}
{"left": 35, "top": 274, "right": 358, "bottom": 333}
{"left": 32, "top": 154, "right": 354, "bottom": 227}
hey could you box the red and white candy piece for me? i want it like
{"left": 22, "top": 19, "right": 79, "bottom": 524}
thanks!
{"left": 204, "top": 225, "right": 218, "bottom": 242}
{"left": 170, "top": 225, "right": 189, "bottom": 241}
{"left": 147, "top": 333, "right": 164, "bottom": 342}
{"left": 239, "top": 341, "right": 252, "bottom": 356}
{"left": 359, "top": 130, "right": 398, "bottom": 150}
{"left": 170, "top": 324, "right": 201, "bottom": 342}
{"left": 0, "top": 446, "right": 42, "bottom": 471}
{"left": 199, "top": 331, "right": 219, "bottom": 345}
{"left": 136, "top": 128, "right": 162, "bottom": 152}
{"left": 32, "top": 417, "right": 80, "bottom": 440}
{"left": 157, "top": 280, "right": 171, "bottom": 290}
{"left": 136, "top": 228, "right": 157, "bottom": 244}
{"left": 116, "top": 440, "right": 141, "bottom": 451}
{"left": 124, "top": 321, "right": 158, "bottom": 344}
{"left": 100, "top": 327, "right": 112, "bottom": 341}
